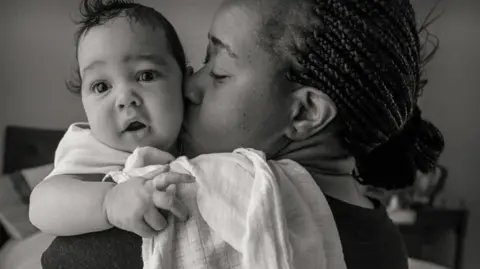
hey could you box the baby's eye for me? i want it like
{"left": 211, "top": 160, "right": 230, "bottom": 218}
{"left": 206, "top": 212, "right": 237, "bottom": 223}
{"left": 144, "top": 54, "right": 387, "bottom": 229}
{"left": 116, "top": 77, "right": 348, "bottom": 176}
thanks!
{"left": 91, "top": 81, "right": 110, "bottom": 94}
{"left": 137, "top": 70, "right": 161, "bottom": 82}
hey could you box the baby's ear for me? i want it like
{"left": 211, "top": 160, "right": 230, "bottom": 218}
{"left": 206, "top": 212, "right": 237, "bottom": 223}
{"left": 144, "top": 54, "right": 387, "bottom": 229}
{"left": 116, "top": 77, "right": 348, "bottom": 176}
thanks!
{"left": 186, "top": 66, "right": 194, "bottom": 76}
{"left": 285, "top": 87, "right": 337, "bottom": 141}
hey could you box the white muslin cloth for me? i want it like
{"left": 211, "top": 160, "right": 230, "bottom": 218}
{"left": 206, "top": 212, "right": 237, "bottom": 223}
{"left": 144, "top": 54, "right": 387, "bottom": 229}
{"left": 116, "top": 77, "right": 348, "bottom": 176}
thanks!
{"left": 46, "top": 123, "right": 347, "bottom": 269}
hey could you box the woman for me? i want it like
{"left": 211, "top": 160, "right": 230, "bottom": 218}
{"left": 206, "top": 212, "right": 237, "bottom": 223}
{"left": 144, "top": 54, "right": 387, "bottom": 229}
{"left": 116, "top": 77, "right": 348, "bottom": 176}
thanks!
{"left": 42, "top": 0, "right": 444, "bottom": 268}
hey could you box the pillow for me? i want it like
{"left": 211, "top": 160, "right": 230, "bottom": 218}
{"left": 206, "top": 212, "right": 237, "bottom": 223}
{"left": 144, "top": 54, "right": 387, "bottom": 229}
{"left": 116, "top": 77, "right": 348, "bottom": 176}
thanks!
{"left": 0, "top": 164, "right": 53, "bottom": 240}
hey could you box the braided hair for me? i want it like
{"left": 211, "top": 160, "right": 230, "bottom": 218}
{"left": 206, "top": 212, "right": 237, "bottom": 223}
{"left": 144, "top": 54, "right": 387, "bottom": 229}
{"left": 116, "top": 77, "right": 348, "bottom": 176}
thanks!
{"left": 236, "top": 0, "right": 445, "bottom": 189}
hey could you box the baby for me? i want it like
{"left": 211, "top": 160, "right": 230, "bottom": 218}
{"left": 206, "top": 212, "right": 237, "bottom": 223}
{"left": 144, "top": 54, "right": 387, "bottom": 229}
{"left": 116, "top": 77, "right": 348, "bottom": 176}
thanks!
{"left": 29, "top": 1, "right": 345, "bottom": 269}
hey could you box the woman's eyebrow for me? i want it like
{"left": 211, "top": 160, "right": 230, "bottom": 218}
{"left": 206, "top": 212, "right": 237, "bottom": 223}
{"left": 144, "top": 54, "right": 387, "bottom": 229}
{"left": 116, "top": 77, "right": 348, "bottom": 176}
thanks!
{"left": 208, "top": 33, "right": 238, "bottom": 59}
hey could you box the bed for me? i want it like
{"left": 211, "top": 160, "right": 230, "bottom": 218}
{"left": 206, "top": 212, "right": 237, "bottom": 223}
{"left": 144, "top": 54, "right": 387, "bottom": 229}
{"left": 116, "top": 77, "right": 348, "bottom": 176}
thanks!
{"left": 0, "top": 125, "right": 450, "bottom": 269}
{"left": 0, "top": 126, "right": 65, "bottom": 269}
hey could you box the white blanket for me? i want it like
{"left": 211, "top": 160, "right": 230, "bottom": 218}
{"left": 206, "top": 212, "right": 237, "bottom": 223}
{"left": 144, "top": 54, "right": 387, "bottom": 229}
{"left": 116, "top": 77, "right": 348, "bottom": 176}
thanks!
{"left": 118, "top": 147, "right": 347, "bottom": 269}
{"left": 47, "top": 123, "right": 346, "bottom": 269}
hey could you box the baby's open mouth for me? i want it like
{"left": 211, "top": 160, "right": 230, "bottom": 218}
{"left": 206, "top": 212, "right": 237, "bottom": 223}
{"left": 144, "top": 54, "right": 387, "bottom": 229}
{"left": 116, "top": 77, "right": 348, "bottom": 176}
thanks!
{"left": 124, "top": 121, "right": 147, "bottom": 132}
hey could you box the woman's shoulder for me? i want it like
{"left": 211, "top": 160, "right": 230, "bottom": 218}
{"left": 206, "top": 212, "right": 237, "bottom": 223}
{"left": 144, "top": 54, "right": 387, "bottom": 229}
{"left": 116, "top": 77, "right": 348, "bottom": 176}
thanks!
{"left": 325, "top": 195, "right": 409, "bottom": 269}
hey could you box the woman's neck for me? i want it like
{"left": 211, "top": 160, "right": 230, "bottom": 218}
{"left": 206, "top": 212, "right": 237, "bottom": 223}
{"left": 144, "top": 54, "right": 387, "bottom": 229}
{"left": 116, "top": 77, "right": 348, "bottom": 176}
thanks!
{"left": 274, "top": 128, "right": 374, "bottom": 208}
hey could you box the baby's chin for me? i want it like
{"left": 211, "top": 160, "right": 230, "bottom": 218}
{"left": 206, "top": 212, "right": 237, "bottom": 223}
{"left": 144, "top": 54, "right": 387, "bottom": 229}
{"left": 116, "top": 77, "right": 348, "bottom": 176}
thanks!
{"left": 96, "top": 130, "right": 177, "bottom": 155}
{"left": 121, "top": 139, "right": 180, "bottom": 156}
{"left": 104, "top": 141, "right": 138, "bottom": 154}
{"left": 100, "top": 138, "right": 156, "bottom": 154}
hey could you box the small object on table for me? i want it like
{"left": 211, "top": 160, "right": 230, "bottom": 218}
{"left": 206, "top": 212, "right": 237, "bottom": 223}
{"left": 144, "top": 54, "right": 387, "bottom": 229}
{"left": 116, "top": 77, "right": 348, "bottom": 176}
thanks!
{"left": 396, "top": 208, "right": 468, "bottom": 269}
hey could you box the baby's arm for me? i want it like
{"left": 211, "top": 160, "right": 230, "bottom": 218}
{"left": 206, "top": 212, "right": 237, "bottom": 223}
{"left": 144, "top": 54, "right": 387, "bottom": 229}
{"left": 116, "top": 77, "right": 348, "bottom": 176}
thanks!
{"left": 29, "top": 173, "right": 115, "bottom": 236}
{"left": 29, "top": 123, "right": 193, "bottom": 237}
{"left": 29, "top": 169, "right": 194, "bottom": 237}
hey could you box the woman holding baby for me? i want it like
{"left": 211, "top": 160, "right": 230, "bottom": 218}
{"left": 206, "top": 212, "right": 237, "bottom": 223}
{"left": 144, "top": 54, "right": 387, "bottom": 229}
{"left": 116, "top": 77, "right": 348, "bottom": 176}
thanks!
{"left": 40, "top": 0, "right": 444, "bottom": 268}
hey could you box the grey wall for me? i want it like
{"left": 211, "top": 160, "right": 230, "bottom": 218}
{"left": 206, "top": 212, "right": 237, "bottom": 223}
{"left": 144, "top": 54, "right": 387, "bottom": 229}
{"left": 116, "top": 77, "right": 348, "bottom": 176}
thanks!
{"left": 412, "top": 1, "right": 480, "bottom": 268}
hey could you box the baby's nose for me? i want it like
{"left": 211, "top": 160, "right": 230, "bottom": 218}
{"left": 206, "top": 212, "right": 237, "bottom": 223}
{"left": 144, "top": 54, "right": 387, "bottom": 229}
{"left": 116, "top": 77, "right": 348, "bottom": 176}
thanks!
{"left": 116, "top": 88, "right": 141, "bottom": 109}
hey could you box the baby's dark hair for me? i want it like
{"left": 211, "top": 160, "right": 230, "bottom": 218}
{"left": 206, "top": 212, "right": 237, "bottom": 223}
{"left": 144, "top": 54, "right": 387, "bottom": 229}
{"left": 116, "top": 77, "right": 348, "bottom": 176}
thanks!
{"left": 67, "top": 0, "right": 187, "bottom": 94}
{"left": 239, "top": 0, "right": 445, "bottom": 189}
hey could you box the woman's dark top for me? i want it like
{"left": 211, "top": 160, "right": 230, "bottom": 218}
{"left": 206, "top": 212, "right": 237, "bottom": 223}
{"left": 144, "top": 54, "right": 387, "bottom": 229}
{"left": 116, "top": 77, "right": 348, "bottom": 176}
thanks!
{"left": 325, "top": 196, "right": 408, "bottom": 269}
{"left": 42, "top": 196, "right": 408, "bottom": 269}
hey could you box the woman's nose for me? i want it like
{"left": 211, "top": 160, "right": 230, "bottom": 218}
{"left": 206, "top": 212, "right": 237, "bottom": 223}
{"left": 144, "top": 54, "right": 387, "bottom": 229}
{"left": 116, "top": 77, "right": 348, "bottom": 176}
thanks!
{"left": 184, "top": 69, "right": 206, "bottom": 105}
{"left": 115, "top": 86, "right": 142, "bottom": 109}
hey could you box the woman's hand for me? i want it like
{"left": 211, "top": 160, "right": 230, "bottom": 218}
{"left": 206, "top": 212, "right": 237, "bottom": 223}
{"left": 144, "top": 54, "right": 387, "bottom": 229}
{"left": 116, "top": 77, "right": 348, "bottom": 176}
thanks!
{"left": 103, "top": 167, "right": 195, "bottom": 238}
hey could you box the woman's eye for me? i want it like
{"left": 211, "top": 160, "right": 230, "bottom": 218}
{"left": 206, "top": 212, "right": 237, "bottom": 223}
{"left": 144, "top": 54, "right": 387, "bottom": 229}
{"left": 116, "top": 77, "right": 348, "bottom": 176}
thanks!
{"left": 91, "top": 82, "right": 110, "bottom": 94}
{"left": 138, "top": 71, "right": 160, "bottom": 82}
{"left": 209, "top": 71, "right": 229, "bottom": 81}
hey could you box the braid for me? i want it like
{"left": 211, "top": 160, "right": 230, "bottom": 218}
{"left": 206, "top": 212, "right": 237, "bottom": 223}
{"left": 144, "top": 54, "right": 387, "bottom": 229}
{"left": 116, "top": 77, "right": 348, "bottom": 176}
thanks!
{"left": 285, "top": 0, "right": 419, "bottom": 154}
{"left": 249, "top": 0, "right": 444, "bottom": 189}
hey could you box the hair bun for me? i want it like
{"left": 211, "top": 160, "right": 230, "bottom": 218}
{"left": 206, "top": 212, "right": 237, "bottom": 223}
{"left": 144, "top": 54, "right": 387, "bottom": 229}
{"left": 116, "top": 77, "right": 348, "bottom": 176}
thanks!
{"left": 405, "top": 106, "right": 445, "bottom": 173}
{"left": 356, "top": 106, "right": 444, "bottom": 190}
{"left": 413, "top": 113, "right": 445, "bottom": 173}
{"left": 393, "top": 106, "right": 423, "bottom": 151}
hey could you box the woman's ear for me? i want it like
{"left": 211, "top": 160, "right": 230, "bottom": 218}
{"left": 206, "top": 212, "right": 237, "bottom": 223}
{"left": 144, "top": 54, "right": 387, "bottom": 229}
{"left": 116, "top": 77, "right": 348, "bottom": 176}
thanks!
{"left": 285, "top": 87, "right": 337, "bottom": 140}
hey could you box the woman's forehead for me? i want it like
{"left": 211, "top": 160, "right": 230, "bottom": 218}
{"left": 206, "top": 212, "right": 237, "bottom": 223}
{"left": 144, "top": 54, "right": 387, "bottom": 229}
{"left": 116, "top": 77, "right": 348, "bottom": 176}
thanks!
{"left": 209, "top": 4, "right": 262, "bottom": 63}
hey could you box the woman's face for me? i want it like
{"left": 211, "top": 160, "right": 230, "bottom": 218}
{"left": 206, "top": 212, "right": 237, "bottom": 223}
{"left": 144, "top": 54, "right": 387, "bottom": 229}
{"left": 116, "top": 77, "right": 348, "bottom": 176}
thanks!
{"left": 182, "top": 3, "right": 292, "bottom": 157}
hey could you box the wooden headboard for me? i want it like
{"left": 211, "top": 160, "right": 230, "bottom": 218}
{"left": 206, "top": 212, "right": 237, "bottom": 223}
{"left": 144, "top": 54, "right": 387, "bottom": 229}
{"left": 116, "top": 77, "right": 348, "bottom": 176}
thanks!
{"left": 2, "top": 126, "right": 66, "bottom": 174}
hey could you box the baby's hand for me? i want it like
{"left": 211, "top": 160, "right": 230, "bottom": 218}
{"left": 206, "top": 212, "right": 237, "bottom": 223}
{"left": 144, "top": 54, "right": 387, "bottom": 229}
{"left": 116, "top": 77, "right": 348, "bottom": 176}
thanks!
{"left": 103, "top": 167, "right": 194, "bottom": 238}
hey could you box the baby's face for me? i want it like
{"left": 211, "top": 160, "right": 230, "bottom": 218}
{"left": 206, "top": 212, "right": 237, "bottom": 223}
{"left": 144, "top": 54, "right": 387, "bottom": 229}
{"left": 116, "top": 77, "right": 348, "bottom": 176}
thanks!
{"left": 77, "top": 17, "right": 184, "bottom": 153}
